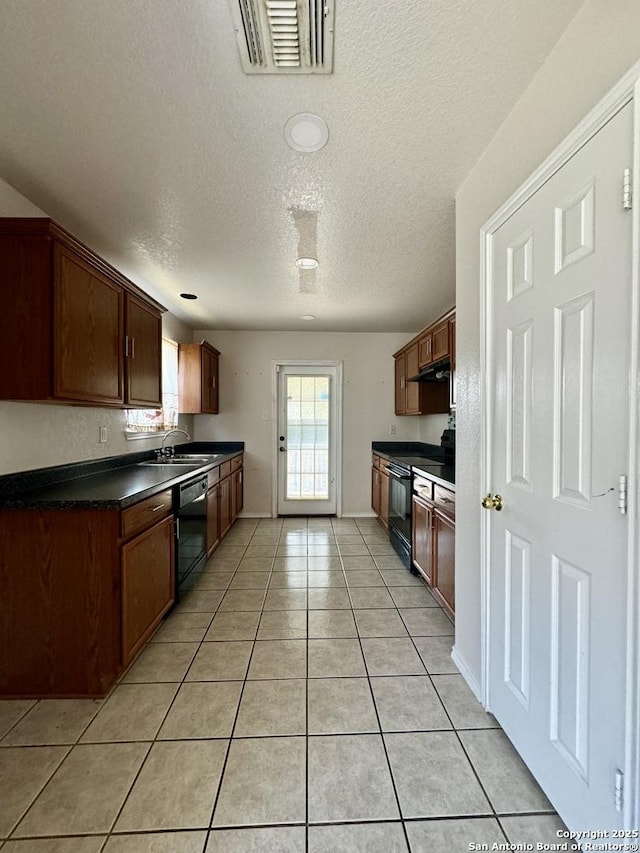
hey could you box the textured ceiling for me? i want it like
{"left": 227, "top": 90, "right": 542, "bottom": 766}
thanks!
{"left": 0, "top": 0, "right": 583, "bottom": 331}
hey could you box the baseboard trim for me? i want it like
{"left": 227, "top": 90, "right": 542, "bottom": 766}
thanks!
{"left": 451, "top": 645, "right": 484, "bottom": 706}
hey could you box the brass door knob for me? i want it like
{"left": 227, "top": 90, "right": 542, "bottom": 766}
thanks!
{"left": 481, "top": 493, "right": 504, "bottom": 511}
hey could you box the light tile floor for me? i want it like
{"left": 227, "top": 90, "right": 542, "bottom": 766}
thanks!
{"left": 0, "top": 517, "right": 570, "bottom": 852}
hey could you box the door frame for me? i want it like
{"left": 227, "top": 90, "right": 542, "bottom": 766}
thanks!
{"left": 270, "top": 360, "right": 343, "bottom": 518}
{"left": 478, "top": 64, "right": 640, "bottom": 828}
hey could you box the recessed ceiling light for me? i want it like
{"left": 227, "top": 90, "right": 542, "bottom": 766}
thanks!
{"left": 300, "top": 314, "right": 316, "bottom": 321}
{"left": 284, "top": 113, "right": 329, "bottom": 152}
{"left": 295, "top": 257, "right": 319, "bottom": 270}
{"left": 180, "top": 293, "right": 198, "bottom": 300}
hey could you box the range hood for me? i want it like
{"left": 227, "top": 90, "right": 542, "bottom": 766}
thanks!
{"left": 408, "top": 357, "right": 451, "bottom": 383}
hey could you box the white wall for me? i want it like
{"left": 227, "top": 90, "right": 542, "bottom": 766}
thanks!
{"left": 192, "top": 330, "right": 419, "bottom": 516}
{"left": 0, "top": 178, "right": 194, "bottom": 475}
{"left": 417, "top": 413, "right": 449, "bottom": 445}
{"left": 455, "top": 0, "right": 640, "bottom": 687}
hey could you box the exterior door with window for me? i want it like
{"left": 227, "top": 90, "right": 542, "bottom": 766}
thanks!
{"left": 277, "top": 363, "right": 340, "bottom": 515}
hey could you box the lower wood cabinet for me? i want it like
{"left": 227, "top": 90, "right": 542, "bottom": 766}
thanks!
{"left": 122, "top": 514, "right": 174, "bottom": 666}
{"left": 411, "top": 475, "right": 455, "bottom": 619}
{"left": 205, "top": 453, "right": 243, "bottom": 558}
{"left": 434, "top": 509, "right": 455, "bottom": 616}
{"left": 371, "top": 454, "right": 389, "bottom": 530}
{"left": 412, "top": 493, "right": 434, "bottom": 585}
{"left": 371, "top": 459, "right": 381, "bottom": 517}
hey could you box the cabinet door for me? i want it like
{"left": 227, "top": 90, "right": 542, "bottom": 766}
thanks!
{"left": 394, "top": 355, "right": 406, "bottom": 415}
{"left": 405, "top": 343, "right": 421, "bottom": 414}
{"left": 431, "top": 320, "right": 450, "bottom": 362}
{"left": 125, "top": 294, "right": 162, "bottom": 407}
{"left": 412, "top": 495, "right": 434, "bottom": 584}
{"left": 434, "top": 510, "right": 455, "bottom": 617}
{"left": 418, "top": 333, "right": 433, "bottom": 368}
{"left": 202, "top": 346, "right": 219, "bottom": 414}
{"left": 206, "top": 486, "right": 220, "bottom": 555}
{"left": 371, "top": 465, "right": 381, "bottom": 516}
{"left": 54, "top": 244, "right": 124, "bottom": 404}
{"left": 379, "top": 469, "right": 389, "bottom": 531}
{"left": 219, "top": 476, "right": 231, "bottom": 539}
{"left": 121, "top": 515, "right": 175, "bottom": 666}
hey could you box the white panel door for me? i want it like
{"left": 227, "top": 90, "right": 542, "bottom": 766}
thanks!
{"left": 487, "top": 103, "right": 632, "bottom": 829}
{"left": 277, "top": 363, "right": 339, "bottom": 515}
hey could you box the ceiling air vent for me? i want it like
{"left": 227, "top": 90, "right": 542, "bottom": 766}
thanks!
{"left": 229, "top": 0, "right": 334, "bottom": 74}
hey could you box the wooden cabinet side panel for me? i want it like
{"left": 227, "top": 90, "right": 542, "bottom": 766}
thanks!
{"left": 125, "top": 295, "right": 162, "bottom": 407}
{"left": 231, "top": 468, "right": 243, "bottom": 521}
{"left": 394, "top": 356, "right": 406, "bottom": 415}
{"left": 219, "top": 476, "right": 231, "bottom": 538}
{"left": 121, "top": 515, "right": 175, "bottom": 666}
{"left": 380, "top": 470, "right": 389, "bottom": 530}
{"left": 0, "top": 509, "right": 121, "bottom": 697}
{"left": 207, "top": 486, "right": 220, "bottom": 555}
{"left": 371, "top": 466, "right": 381, "bottom": 516}
{"left": 54, "top": 245, "right": 124, "bottom": 404}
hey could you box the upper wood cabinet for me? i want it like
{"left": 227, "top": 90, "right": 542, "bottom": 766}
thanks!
{"left": 418, "top": 332, "right": 432, "bottom": 369}
{"left": 393, "top": 307, "right": 455, "bottom": 416}
{"left": 125, "top": 294, "right": 162, "bottom": 407}
{"left": 394, "top": 347, "right": 449, "bottom": 415}
{"left": 431, "top": 319, "right": 450, "bottom": 363}
{"left": 0, "top": 218, "right": 164, "bottom": 407}
{"left": 178, "top": 341, "right": 220, "bottom": 414}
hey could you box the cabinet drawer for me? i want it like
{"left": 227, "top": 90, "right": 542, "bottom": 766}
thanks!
{"left": 219, "top": 460, "right": 231, "bottom": 479}
{"left": 231, "top": 455, "right": 243, "bottom": 473}
{"left": 379, "top": 457, "right": 389, "bottom": 472}
{"left": 413, "top": 477, "right": 433, "bottom": 501}
{"left": 207, "top": 465, "right": 220, "bottom": 488}
{"left": 372, "top": 453, "right": 380, "bottom": 470}
{"left": 433, "top": 484, "right": 455, "bottom": 516}
{"left": 122, "top": 489, "right": 173, "bottom": 540}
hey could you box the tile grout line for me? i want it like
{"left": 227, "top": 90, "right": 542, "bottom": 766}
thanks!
{"left": 98, "top": 526, "right": 256, "bottom": 851}
{"left": 204, "top": 519, "right": 279, "bottom": 844}
{"left": 348, "top": 533, "right": 416, "bottom": 853}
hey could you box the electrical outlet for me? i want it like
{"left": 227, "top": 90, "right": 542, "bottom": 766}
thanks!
{"left": 99, "top": 426, "right": 108, "bottom": 443}
{"left": 389, "top": 424, "right": 397, "bottom": 436}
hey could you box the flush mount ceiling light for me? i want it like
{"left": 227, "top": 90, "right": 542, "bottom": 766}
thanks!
{"left": 295, "top": 256, "right": 319, "bottom": 270}
{"left": 285, "top": 113, "right": 329, "bottom": 152}
{"left": 180, "top": 293, "right": 198, "bottom": 300}
{"left": 300, "top": 314, "right": 316, "bottom": 320}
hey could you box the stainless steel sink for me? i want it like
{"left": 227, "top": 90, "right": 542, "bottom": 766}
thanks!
{"left": 139, "top": 460, "right": 205, "bottom": 467}
{"left": 172, "top": 454, "right": 225, "bottom": 461}
{"left": 139, "top": 453, "right": 224, "bottom": 466}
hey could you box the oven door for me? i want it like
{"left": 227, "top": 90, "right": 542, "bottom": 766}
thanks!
{"left": 387, "top": 464, "right": 412, "bottom": 543}
{"left": 175, "top": 476, "right": 208, "bottom": 592}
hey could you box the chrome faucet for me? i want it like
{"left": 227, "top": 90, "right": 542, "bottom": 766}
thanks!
{"left": 160, "top": 428, "right": 191, "bottom": 459}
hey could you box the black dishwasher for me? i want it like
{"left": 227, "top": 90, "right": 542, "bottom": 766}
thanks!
{"left": 175, "top": 474, "right": 208, "bottom": 597}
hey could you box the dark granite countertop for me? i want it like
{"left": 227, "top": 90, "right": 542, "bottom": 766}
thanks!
{"left": 0, "top": 442, "right": 244, "bottom": 509}
{"left": 371, "top": 441, "right": 455, "bottom": 488}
